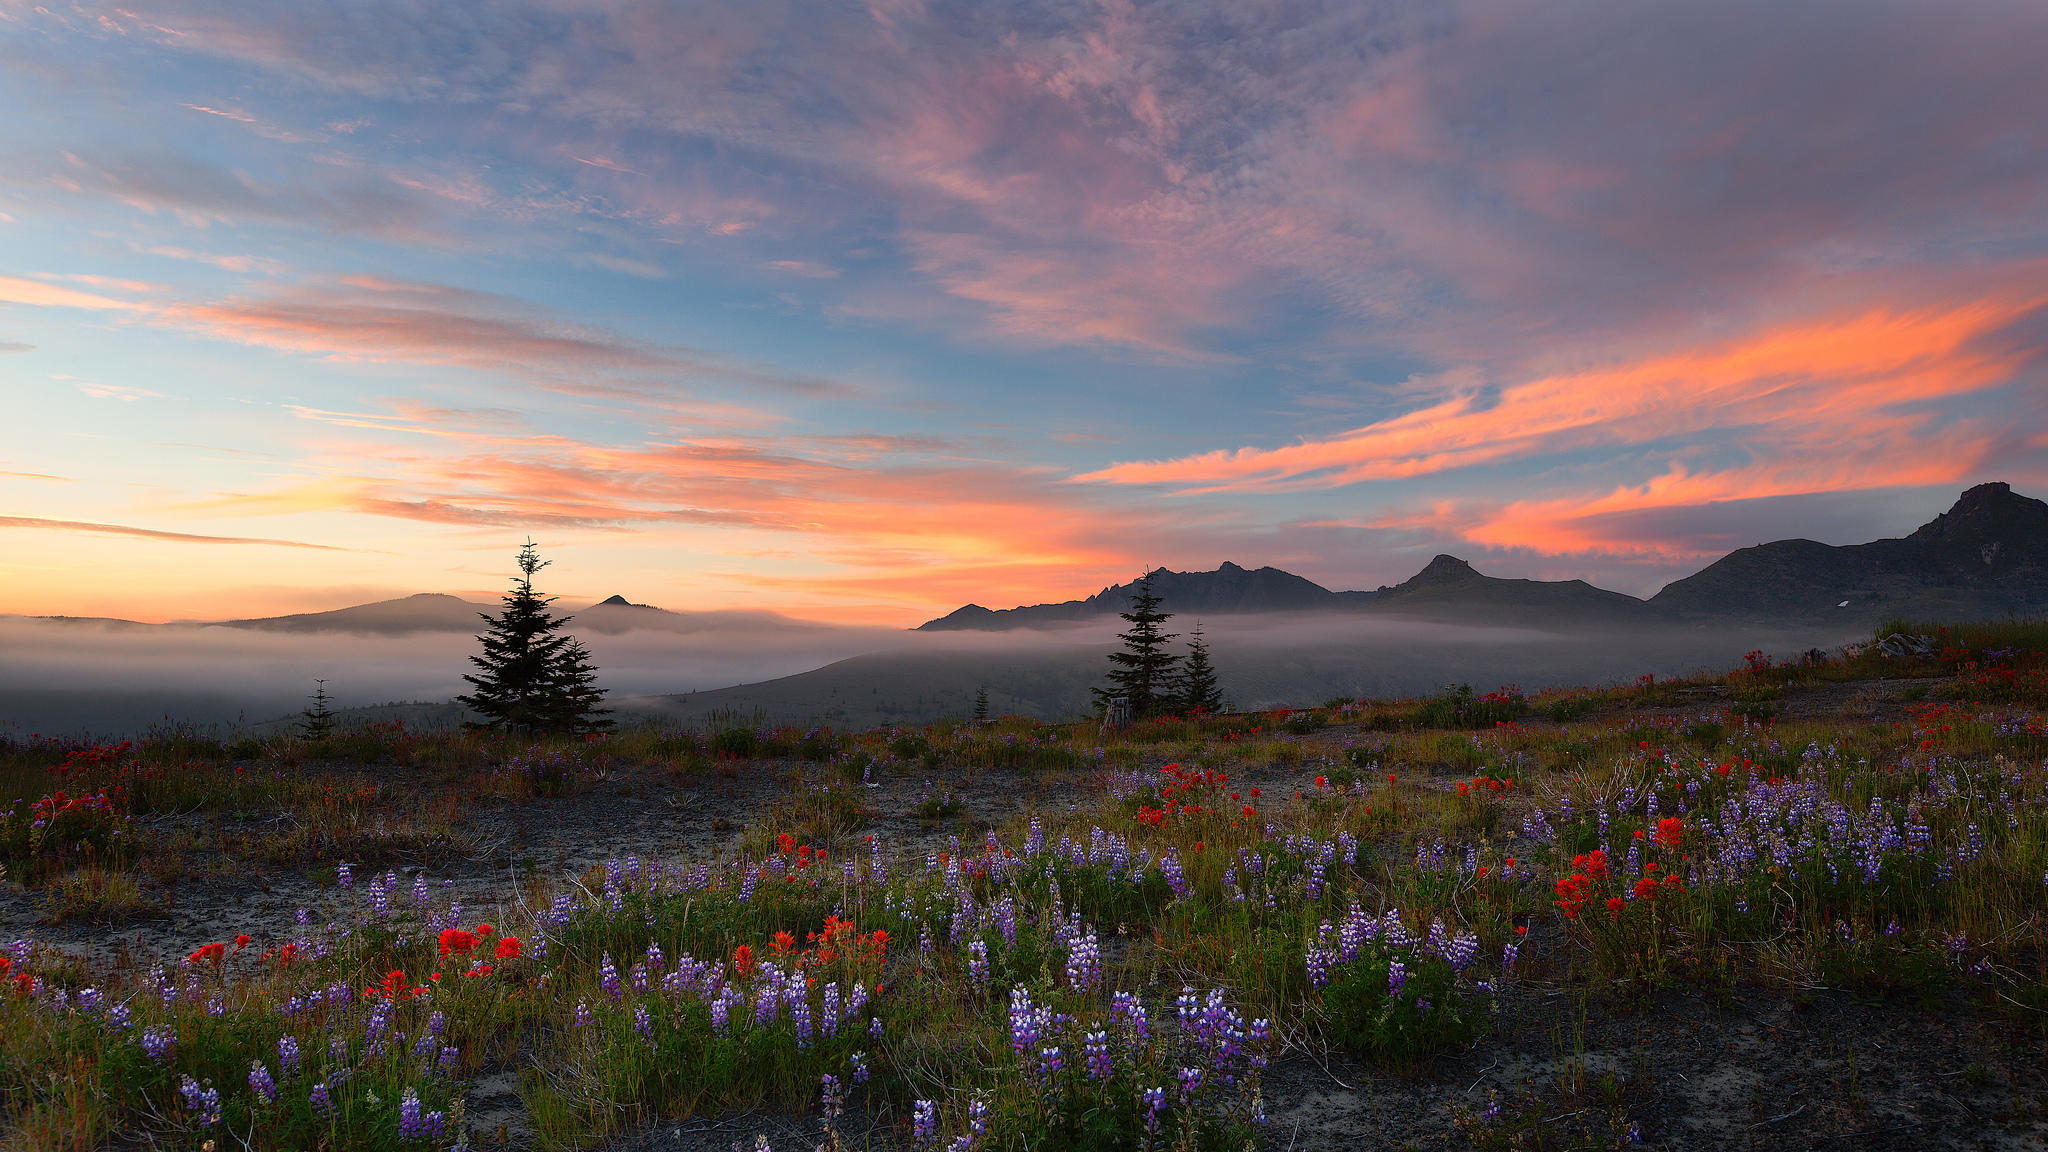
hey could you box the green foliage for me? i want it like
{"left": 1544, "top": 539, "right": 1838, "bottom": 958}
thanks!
{"left": 1319, "top": 945, "right": 1483, "bottom": 1071}
{"left": 1415, "top": 684, "right": 1529, "bottom": 729}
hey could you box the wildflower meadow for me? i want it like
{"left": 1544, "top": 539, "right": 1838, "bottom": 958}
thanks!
{"left": 1, "top": 620, "right": 2045, "bottom": 1149}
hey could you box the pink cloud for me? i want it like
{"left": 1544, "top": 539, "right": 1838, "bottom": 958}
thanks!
{"left": 1078, "top": 290, "right": 2048, "bottom": 494}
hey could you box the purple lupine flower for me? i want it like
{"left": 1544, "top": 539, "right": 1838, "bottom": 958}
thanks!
{"left": 1065, "top": 930, "right": 1100, "bottom": 993}
{"left": 790, "top": 989, "right": 814, "bottom": 1047}
{"left": 105, "top": 1002, "right": 131, "bottom": 1030}
{"left": 1111, "top": 990, "right": 1150, "bottom": 1043}
{"left": 278, "top": 1034, "right": 301, "bottom": 1077}
{"left": 1141, "top": 1086, "right": 1166, "bottom": 1134}
{"left": 1176, "top": 1066, "right": 1203, "bottom": 1103}
{"left": 573, "top": 999, "right": 593, "bottom": 1029}
{"left": 438, "top": 1045, "right": 461, "bottom": 1073}
{"left": 398, "top": 1087, "right": 425, "bottom": 1139}
{"left": 912, "top": 1099, "right": 938, "bottom": 1146}
{"left": 965, "top": 939, "right": 989, "bottom": 986}
{"left": 599, "top": 954, "right": 621, "bottom": 999}
{"left": 634, "top": 1004, "right": 653, "bottom": 1043}
{"left": 180, "top": 1076, "right": 221, "bottom": 1126}
{"left": 821, "top": 983, "right": 841, "bottom": 1039}
{"left": 249, "top": 1061, "right": 278, "bottom": 1104}
{"left": 141, "top": 1025, "right": 176, "bottom": 1063}
{"left": 1502, "top": 940, "right": 1520, "bottom": 971}
{"left": 1388, "top": 959, "right": 1407, "bottom": 999}
{"left": 847, "top": 1051, "right": 870, "bottom": 1085}
{"left": 1039, "top": 1045, "right": 1064, "bottom": 1076}
{"left": 1084, "top": 1030, "right": 1112, "bottom": 1080}
{"left": 309, "top": 1080, "right": 332, "bottom": 1116}
{"left": 1008, "top": 986, "right": 1054, "bottom": 1055}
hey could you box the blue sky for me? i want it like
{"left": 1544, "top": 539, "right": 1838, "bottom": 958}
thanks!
{"left": 2, "top": 0, "right": 2044, "bottom": 623}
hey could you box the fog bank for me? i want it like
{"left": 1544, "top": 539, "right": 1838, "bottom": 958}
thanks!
{"left": 0, "top": 609, "right": 1869, "bottom": 737}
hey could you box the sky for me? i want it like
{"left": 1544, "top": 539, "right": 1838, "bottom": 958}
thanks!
{"left": 2, "top": 0, "right": 2045, "bottom": 626}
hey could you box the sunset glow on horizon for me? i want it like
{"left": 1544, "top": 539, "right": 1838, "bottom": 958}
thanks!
{"left": 3, "top": 0, "right": 2046, "bottom": 625}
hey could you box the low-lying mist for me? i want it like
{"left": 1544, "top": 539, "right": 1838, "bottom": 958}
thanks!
{"left": 0, "top": 609, "right": 1870, "bottom": 737}
{"left": 0, "top": 614, "right": 896, "bottom": 737}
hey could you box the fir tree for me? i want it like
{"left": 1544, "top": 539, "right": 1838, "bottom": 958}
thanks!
{"left": 540, "top": 636, "right": 611, "bottom": 734}
{"left": 973, "top": 685, "right": 990, "bottom": 724}
{"left": 1093, "top": 570, "right": 1180, "bottom": 718}
{"left": 1175, "top": 623, "right": 1223, "bottom": 716}
{"left": 458, "top": 541, "right": 610, "bottom": 735}
{"left": 299, "top": 679, "right": 337, "bottom": 741}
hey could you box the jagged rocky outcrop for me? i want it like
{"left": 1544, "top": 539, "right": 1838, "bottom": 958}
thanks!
{"left": 1651, "top": 482, "right": 2048, "bottom": 622}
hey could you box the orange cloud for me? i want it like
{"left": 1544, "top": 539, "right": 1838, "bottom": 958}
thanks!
{"left": 0, "top": 275, "right": 142, "bottom": 312}
{"left": 1078, "top": 292, "right": 2046, "bottom": 495}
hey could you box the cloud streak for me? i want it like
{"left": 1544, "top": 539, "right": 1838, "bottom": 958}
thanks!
{"left": 0, "top": 515, "right": 347, "bottom": 550}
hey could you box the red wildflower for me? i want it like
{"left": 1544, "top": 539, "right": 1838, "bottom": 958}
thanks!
{"left": 733, "top": 944, "right": 756, "bottom": 975}
{"left": 475, "top": 923, "right": 495, "bottom": 937}
{"left": 1633, "top": 878, "right": 1660, "bottom": 901}
{"left": 494, "top": 936, "right": 523, "bottom": 959}
{"left": 189, "top": 942, "right": 226, "bottom": 967}
{"left": 769, "top": 930, "right": 796, "bottom": 957}
{"left": 438, "top": 928, "right": 479, "bottom": 957}
{"left": 1606, "top": 896, "right": 1627, "bottom": 917}
{"left": 1653, "top": 817, "right": 1685, "bottom": 848}
{"left": 233, "top": 934, "right": 252, "bottom": 950}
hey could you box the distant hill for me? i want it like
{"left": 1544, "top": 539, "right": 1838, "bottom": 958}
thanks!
{"left": 917, "top": 562, "right": 1374, "bottom": 630}
{"left": 221, "top": 593, "right": 491, "bottom": 634}
{"left": 1366, "top": 555, "right": 1657, "bottom": 623}
{"left": 1652, "top": 482, "right": 2048, "bottom": 622}
{"left": 214, "top": 593, "right": 831, "bottom": 637}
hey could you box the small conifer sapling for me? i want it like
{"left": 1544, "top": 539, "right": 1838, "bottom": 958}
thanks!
{"left": 299, "top": 679, "right": 337, "bottom": 741}
{"left": 1176, "top": 623, "right": 1223, "bottom": 716}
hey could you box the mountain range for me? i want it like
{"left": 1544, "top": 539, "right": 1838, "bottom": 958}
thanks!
{"left": 919, "top": 483, "right": 2048, "bottom": 630}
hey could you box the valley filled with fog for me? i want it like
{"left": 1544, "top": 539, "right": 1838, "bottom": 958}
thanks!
{"left": 0, "top": 606, "right": 1866, "bottom": 737}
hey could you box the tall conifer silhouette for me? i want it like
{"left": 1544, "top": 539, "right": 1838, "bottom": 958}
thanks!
{"left": 1093, "top": 570, "right": 1180, "bottom": 718}
{"left": 459, "top": 541, "right": 610, "bottom": 734}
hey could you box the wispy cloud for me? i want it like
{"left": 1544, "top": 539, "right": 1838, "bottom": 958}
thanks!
{"left": 0, "top": 515, "right": 346, "bottom": 550}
